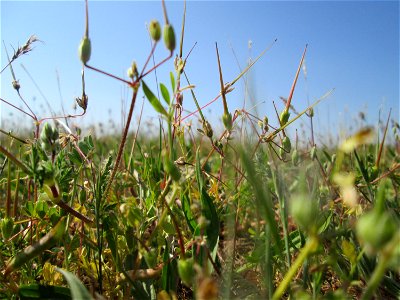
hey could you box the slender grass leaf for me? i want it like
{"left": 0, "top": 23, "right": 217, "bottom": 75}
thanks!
{"left": 181, "top": 190, "right": 197, "bottom": 232}
{"left": 19, "top": 284, "right": 71, "bottom": 300}
{"left": 240, "top": 148, "right": 282, "bottom": 256}
{"left": 5, "top": 217, "right": 67, "bottom": 275}
{"left": 170, "top": 72, "right": 175, "bottom": 93}
{"left": 201, "top": 187, "right": 220, "bottom": 253}
{"left": 160, "top": 83, "right": 170, "bottom": 105}
{"left": 142, "top": 81, "right": 168, "bottom": 117}
{"left": 56, "top": 268, "right": 93, "bottom": 300}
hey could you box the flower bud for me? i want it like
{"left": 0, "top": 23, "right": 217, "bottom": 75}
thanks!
{"left": 163, "top": 24, "right": 176, "bottom": 52}
{"left": 149, "top": 20, "right": 161, "bottom": 42}
{"left": 178, "top": 258, "right": 195, "bottom": 287}
{"left": 203, "top": 121, "right": 213, "bottom": 138}
{"left": 356, "top": 210, "right": 396, "bottom": 254}
{"left": 79, "top": 37, "right": 91, "bottom": 64}
{"left": 308, "top": 107, "right": 314, "bottom": 117}
{"left": 279, "top": 109, "right": 290, "bottom": 126}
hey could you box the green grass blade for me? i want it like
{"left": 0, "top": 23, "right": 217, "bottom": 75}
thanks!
{"left": 142, "top": 80, "right": 168, "bottom": 117}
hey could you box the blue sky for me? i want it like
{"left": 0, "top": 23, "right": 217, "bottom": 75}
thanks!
{"left": 1, "top": 1, "right": 399, "bottom": 141}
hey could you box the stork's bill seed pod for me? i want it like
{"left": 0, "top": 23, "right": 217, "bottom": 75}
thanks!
{"left": 149, "top": 20, "right": 161, "bottom": 42}
{"left": 280, "top": 109, "right": 290, "bottom": 126}
{"left": 282, "top": 136, "right": 291, "bottom": 153}
{"left": 163, "top": 24, "right": 176, "bottom": 52}
{"left": 79, "top": 37, "right": 91, "bottom": 64}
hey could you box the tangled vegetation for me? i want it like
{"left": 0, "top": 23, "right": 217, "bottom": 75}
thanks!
{"left": 1, "top": 1, "right": 399, "bottom": 299}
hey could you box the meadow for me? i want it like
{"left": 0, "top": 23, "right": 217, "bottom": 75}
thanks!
{"left": 0, "top": 1, "right": 399, "bottom": 299}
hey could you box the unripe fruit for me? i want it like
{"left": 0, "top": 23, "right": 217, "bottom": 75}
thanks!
{"left": 203, "top": 121, "right": 213, "bottom": 138}
{"left": 292, "top": 149, "right": 299, "bottom": 165}
{"left": 164, "top": 159, "right": 181, "bottom": 181}
{"left": 1, "top": 217, "right": 14, "bottom": 240}
{"left": 282, "top": 136, "right": 291, "bottom": 153}
{"left": 291, "top": 195, "right": 318, "bottom": 233}
{"left": 79, "top": 37, "right": 91, "bottom": 64}
{"left": 310, "top": 145, "right": 317, "bottom": 160}
{"left": 279, "top": 147, "right": 286, "bottom": 160}
{"left": 163, "top": 24, "right": 176, "bottom": 52}
{"left": 222, "top": 112, "right": 232, "bottom": 131}
{"left": 279, "top": 109, "right": 290, "bottom": 126}
{"left": 149, "top": 20, "right": 161, "bottom": 42}
{"left": 308, "top": 107, "right": 314, "bottom": 117}
{"left": 356, "top": 210, "right": 396, "bottom": 253}
{"left": 177, "top": 258, "right": 195, "bottom": 287}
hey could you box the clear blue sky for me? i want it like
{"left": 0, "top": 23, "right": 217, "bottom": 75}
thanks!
{"left": 1, "top": 1, "right": 399, "bottom": 142}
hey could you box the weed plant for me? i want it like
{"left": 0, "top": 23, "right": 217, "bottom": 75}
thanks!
{"left": 0, "top": 1, "right": 399, "bottom": 299}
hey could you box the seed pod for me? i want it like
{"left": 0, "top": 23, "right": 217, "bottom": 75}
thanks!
{"left": 163, "top": 24, "right": 176, "bottom": 52}
{"left": 292, "top": 149, "right": 299, "bottom": 165}
{"left": 127, "top": 61, "right": 138, "bottom": 79}
{"left": 164, "top": 159, "right": 181, "bottom": 181}
{"left": 12, "top": 80, "right": 20, "bottom": 91}
{"left": 291, "top": 195, "right": 318, "bottom": 233}
{"left": 222, "top": 112, "right": 232, "bottom": 131}
{"left": 149, "top": 20, "right": 161, "bottom": 42}
{"left": 308, "top": 107, "right": 314, "bottom": 117}
{"left": 282, "top": 136, "right": 291, "bottom": 153}
{"left": 1, "top": 217, "right": 14, "bottom": 240}
{"left": 356, "top": 210, "right": 396, "bottom": 254}
{"left": 279, "top": 147, "right": 286, "bottom": 160}
{"left": 78, "top": 37, "right": 91, "bottom": 64}
{"left": 178, "top": 258, "right": 195, "bottom": 287}
{"left": 310, "top": 145, "right": 317, "bottom": 160}
{"left": 279, "top": 109, "right": 290, "bottom": 126}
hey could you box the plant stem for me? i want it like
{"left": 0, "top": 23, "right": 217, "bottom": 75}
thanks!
{"left": 272, "top": 236, "right": 319, "bottom": 300}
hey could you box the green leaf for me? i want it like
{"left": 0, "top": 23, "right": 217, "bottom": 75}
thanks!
{"left": 142, "top": 81, "right": 168, "bottom": 117}
{"left": 201, "top": 187, "right": 220, "bottom": 253}
{"left": 19, "top": 284, "right": 71, "bottom": 299}
{"left": 56, "top": 268, "right": 93, "bottom": 300}
{"left": 181, "top": 190, "right": 197, "bottom": 232}
{"left": 160, "top": 83, "right": 170, "bottom": 105}
{"left": 170, "top": 72, "right": 175, "bottom": 92}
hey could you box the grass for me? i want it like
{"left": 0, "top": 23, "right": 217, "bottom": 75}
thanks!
{"left": 1, "top": 1, "right": 399, "bottom": 299}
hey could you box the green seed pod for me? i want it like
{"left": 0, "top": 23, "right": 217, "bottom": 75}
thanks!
{"left": 149, "top": 20, "right": 161, "bottom": 42}
{"left": 222, "top": 112, "right": 232, "bottom": 131}
{"left": 282, "top": 136, "right": 291, "bottom": 153}
{"left": 279, "top": 109, "right": 290, "bottom": 126}
{"left": 163, "top": 24, "right": 176, "bottom": 52}
{"left": 178, "top": 258, "right": 195, "bottom": 287}
{"left": 1, "top": 217, "right": 14, "bottom": 240}
{"left": 310, "top": 145, "right": 317, "bottom": 160}
{"left": 291, "top": 195, "right": 319, "bottom": 233}
{"left": 127, "top": 61, "right": 138, "bottom": 79}
{"left": 203, "top": 121, "right": 213, "bottom": 138}
{"left": 308, "top": 107, "right": 314, "bottom": 117}
{"left": 356, "top": 210, "right": 396, "bottom": 254}
{"left": 279, "top": 147, "right": 286, "bottom": 160}
{"left": 79, "top": 37, "right": 91, "bottom": 64}
{"left": 292, "top": 149, "right": 299, "bottom": 165}
{"left": 164, "top": 159, "right": 181, "bottom": 181}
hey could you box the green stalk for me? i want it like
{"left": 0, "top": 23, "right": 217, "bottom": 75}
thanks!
{"left": 361, "top": 234, "right": 400, "bottom": 300}
{"left": 272, "top": 236, "right": 319, "bottom": 300}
